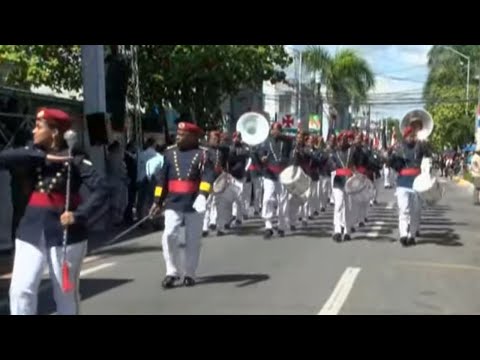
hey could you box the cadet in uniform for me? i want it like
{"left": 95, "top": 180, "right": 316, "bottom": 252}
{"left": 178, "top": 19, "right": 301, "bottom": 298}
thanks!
{"left": 245, "top": 146, "right": 263, "bottom": 216}
{"left": 258, "top": 123, "right": 293, "bottom": 239}
{"left": 229, "top": 131, "right": 250, "bottom": 225}
{"left": 202, "top": 131, "right": 228, "bottom": 236}
{"left": 329, "top": 131, "right": 355, "bottom": 242}
{"left": 317, "top": 136, "right": 331, "bottom": 212}
{"left": 388, "top": 126, "right": 429, "bottom": 246}
{"left": 151, "top": 122, "right": 215, "bottom": 288}
{"left": 0, "top": 108, "right": 108, "bottom": 315}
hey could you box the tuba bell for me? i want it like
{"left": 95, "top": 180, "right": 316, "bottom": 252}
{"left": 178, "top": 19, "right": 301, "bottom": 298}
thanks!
{"left": 400, "top": 109, "right": 434, "bottom": 141}
{"left": 236, "top": 112, "right": 270, "bottom": 146}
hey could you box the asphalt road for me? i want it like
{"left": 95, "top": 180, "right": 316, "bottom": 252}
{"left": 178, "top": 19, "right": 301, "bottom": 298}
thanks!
{"left": 2, "top": 178, "right": 480, "bottom": 315}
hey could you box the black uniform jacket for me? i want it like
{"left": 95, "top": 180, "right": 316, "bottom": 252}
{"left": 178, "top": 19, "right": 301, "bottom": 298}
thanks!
{"left": 0, "top": 145, "right": 108, "bottom": 247}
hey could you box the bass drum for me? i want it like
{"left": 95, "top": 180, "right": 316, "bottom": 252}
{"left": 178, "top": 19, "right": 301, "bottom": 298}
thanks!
{"left": 345, "top": 173, "right": 368, "bottom": 195}
{"left": 279, "top": 165, "right": 311, "bottom": 200}
{"left": 413, "top": 173, "right": 444, "bottom": 206}
{"left": 213, "top": 172, "right": 236, "bottom": 203}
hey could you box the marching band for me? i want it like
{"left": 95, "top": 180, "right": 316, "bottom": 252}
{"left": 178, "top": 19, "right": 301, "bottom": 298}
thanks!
{"left": 193, "top": 108, "right": 441, "bottom": 250}
{"left": 0, "top": 106, "right": 443, "bottom": 314}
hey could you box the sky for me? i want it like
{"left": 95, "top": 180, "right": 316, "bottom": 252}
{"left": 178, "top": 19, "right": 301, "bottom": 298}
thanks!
{"left": 291, "top": 45, "right": 433, "bottom": 121}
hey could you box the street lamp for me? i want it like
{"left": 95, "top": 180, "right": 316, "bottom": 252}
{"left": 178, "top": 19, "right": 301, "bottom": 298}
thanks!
{"left": 441, "top": 46, "right": 471, "bottom": 115}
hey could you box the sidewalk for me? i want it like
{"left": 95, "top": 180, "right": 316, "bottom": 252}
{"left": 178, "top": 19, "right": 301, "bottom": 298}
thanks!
{"left": 453, "top": 176, "right": 474, "bottom": 190}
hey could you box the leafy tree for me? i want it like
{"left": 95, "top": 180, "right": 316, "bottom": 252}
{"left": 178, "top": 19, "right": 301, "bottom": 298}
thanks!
{"left": 0, "top": 45, "right": 82, "bottom": 92}
{"left": 0, "top": 45, "right": 292, "bottom": 131}
{"left": 302, "top": 46, "right": 375, "bottom": 129}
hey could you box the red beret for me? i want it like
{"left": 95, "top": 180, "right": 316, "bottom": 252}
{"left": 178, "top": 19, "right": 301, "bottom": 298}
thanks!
{"left": 36, "top": 108, "right": 71, "bottom": 131}
{"left": 178, "top": 122, "right": 203, "bottom": 135}
{"left": 403, "top": 126, "right": 414, "bottom": 138}
{"left": 346, "top": 130, "right": 355, "bottom": 139}
{"left": 271, "top": 122, "right": 282, "bottom": 131}
{"left": 233, "top": 131, "right": 241, "bottom": 139}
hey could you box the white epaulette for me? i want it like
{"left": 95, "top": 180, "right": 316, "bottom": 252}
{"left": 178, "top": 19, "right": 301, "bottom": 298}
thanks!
{"left": 166, "top": 145, "right": 177, "bottom": 151}
{"left": 199, "top": 146, "right": 208, "bottom": 151}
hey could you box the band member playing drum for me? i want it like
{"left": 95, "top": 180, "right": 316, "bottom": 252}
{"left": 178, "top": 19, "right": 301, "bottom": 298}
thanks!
{"left": 0, "top": 108, "right": 108, "bottom": 315}
{"left": 229, "top": 132, "right": 250, "bottom": 224}
{"left": 258, "top": 123, "right": 293, "bottom": 239}
{"left": 304, "top": 135, "right": 321, "bottom": 219}
{"left": 214, "top": 131, "right": 248, "bottom": 235}
{"left": 288, "top": 130, "right": 311, "bottom": 229}
{"left": 317, "top": 137, "right": 332, "bottom": 212}
{"left": 329, "top": 131, "right": 355, "bottom": 242}
{"left": 388, "top": 126, "right": 430, "bottom": 246}
{"left": 244, "top": 146, "right": 263, "bottom": 216}
{"left": 327, "top": 134, "right": 337, "bottom": 206}
{"left": 351, "top": 133, "right": 371, "bottom": 227}
{"left": 202, "top": 130, "right": 228, "bottom": 236}
{"left": 150, "top": 122, "right": 215, "bottom": 289}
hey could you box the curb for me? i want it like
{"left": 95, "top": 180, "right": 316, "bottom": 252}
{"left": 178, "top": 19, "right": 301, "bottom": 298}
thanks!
{"left": 453, "top": 176, "right": 474, "bottom": 190}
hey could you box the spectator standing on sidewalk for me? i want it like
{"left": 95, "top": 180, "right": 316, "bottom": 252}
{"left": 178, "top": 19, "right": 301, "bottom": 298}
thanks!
{"left": 136, "top": 138, "right": 157, "bottom": 220}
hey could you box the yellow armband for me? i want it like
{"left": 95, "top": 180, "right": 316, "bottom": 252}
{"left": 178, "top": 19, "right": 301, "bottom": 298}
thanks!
{"left": 154, "top": 186, "right": 163, "bottom": 197}
{"left": 199, "top": 181, "right": 211, "bottom": 192}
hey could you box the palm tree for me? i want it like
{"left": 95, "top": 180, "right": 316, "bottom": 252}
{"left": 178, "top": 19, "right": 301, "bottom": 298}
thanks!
{"left": 302, "top": 46, "right": 375, "bottom": 130}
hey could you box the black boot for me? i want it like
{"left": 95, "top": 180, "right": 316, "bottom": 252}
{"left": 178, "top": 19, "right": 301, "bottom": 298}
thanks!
{"left": 290, "top": 225, "right": 297, "bottom": 231}
{"left": 333, "top": 233, "right": 342, "bottom": 242}
{"left": 183, "top": 277, "right": 196, "bottom": 287}
{"left": 162, "top": 276, "right": 178, "bottom": 289}
{"left": 264, "top": 229, "right": 274, "bottom": 240}
{"left": 408, "top": 237, "right": 416, "bottom": 246}
{"left": 202, "top": 231, "right": 209, "bottom": 238}
{"left": 400, "top": 237, "right": 409, "bottom": 247}
{"left": 351, "top": 227, "right": 356, "bottom": 233}
{"left": 358, "top": 222, "right": 365, "bottom": 228}
{"left": 277, "top": 230, "right": 285, "bottom": 238}
{"left": 217, "top": 230, "right": 226, "bottom": 237}
{"left": 343, "top": 234, "right": 351, "bottom": 241}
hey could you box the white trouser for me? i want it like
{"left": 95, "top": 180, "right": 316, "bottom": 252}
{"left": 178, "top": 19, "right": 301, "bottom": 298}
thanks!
{"left": 163, "top": 209, "right": 203, "bottom": 278}
{"left": 262, "top": 178, "right": 288, "bottom": 231}
{"left": 9, "top": 235, "right": 87, "bottom": 315}
{"left": 308, "top": 180, "right": 319, "bottom": 216}
{"left": 243, "top": 181, "right": 253, "bottom": 216}
{"left": 232, "top": 178, "right": 246, "bottom": 219}
{"left": 252, "top": 176, "right": 263, "bottom": 213}
{"left": 288, "top": 194, "right": 304, "bottom": 226}
{"left": 203, "top": 194, "right": 218, "bottom": 231}
{"left": 474, "top": 187, "right": 480, "bottom": 205}
{"left": 384, "top": 165, "right": 392, "bottom": 187}
{"left": 396, "top": 187, "right": 422, "bottom": 238}
{"left": 330, "top": 171, "right": 336, "bottom": 203}
{"left": 355, "top": 196, "right": 369, "bottom": 224}
{"left": 332, "top": 188, "right": 352, "bottom": 235}
{"left": 319, "top": 176, "right": 331, "bottom": 209}
{"left": 371, "top": 175, "right": 380, "bottom": 203}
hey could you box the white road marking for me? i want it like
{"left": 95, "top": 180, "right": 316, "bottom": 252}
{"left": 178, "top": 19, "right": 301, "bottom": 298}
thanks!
{"left": 0, "top": 254, "right": 106, "bottom": 280}
{"left": 364, "top": 202, "right": 395, "bottom": 239}
{"left": 0, "top": 262, "right": 116, "bottom": 311}
{"left": 394, "top": 261, "right": 480, "bottom": 272}
{"left": 80, "top": 263, "right": 115, "bottom": 276}
{"left": 318, "top": 267, "right": 361, "bottom": 315}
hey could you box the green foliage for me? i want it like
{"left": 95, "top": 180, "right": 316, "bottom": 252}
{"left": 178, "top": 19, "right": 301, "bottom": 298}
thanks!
{"left": 302, "top": 46, "right": 375, "bottom": 128}
{"left": 0, "top": 45, "right": 292, "bottom": 130}
{"left": 423, "top": 45, "right": 480, "bottom": 149}
{"left": 137, "top": 45, "right": 292, "bottom": 130}
{"left": 426, "top": 85, "right": 475, "bottom": 149}
{"left": 0, "top": 45, "right": 82, "bottom": 92}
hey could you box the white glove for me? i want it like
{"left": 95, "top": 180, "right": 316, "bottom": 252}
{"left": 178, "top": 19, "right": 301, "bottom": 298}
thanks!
{"left": 192, "top": 194, "right": 207, "bottom": 214}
